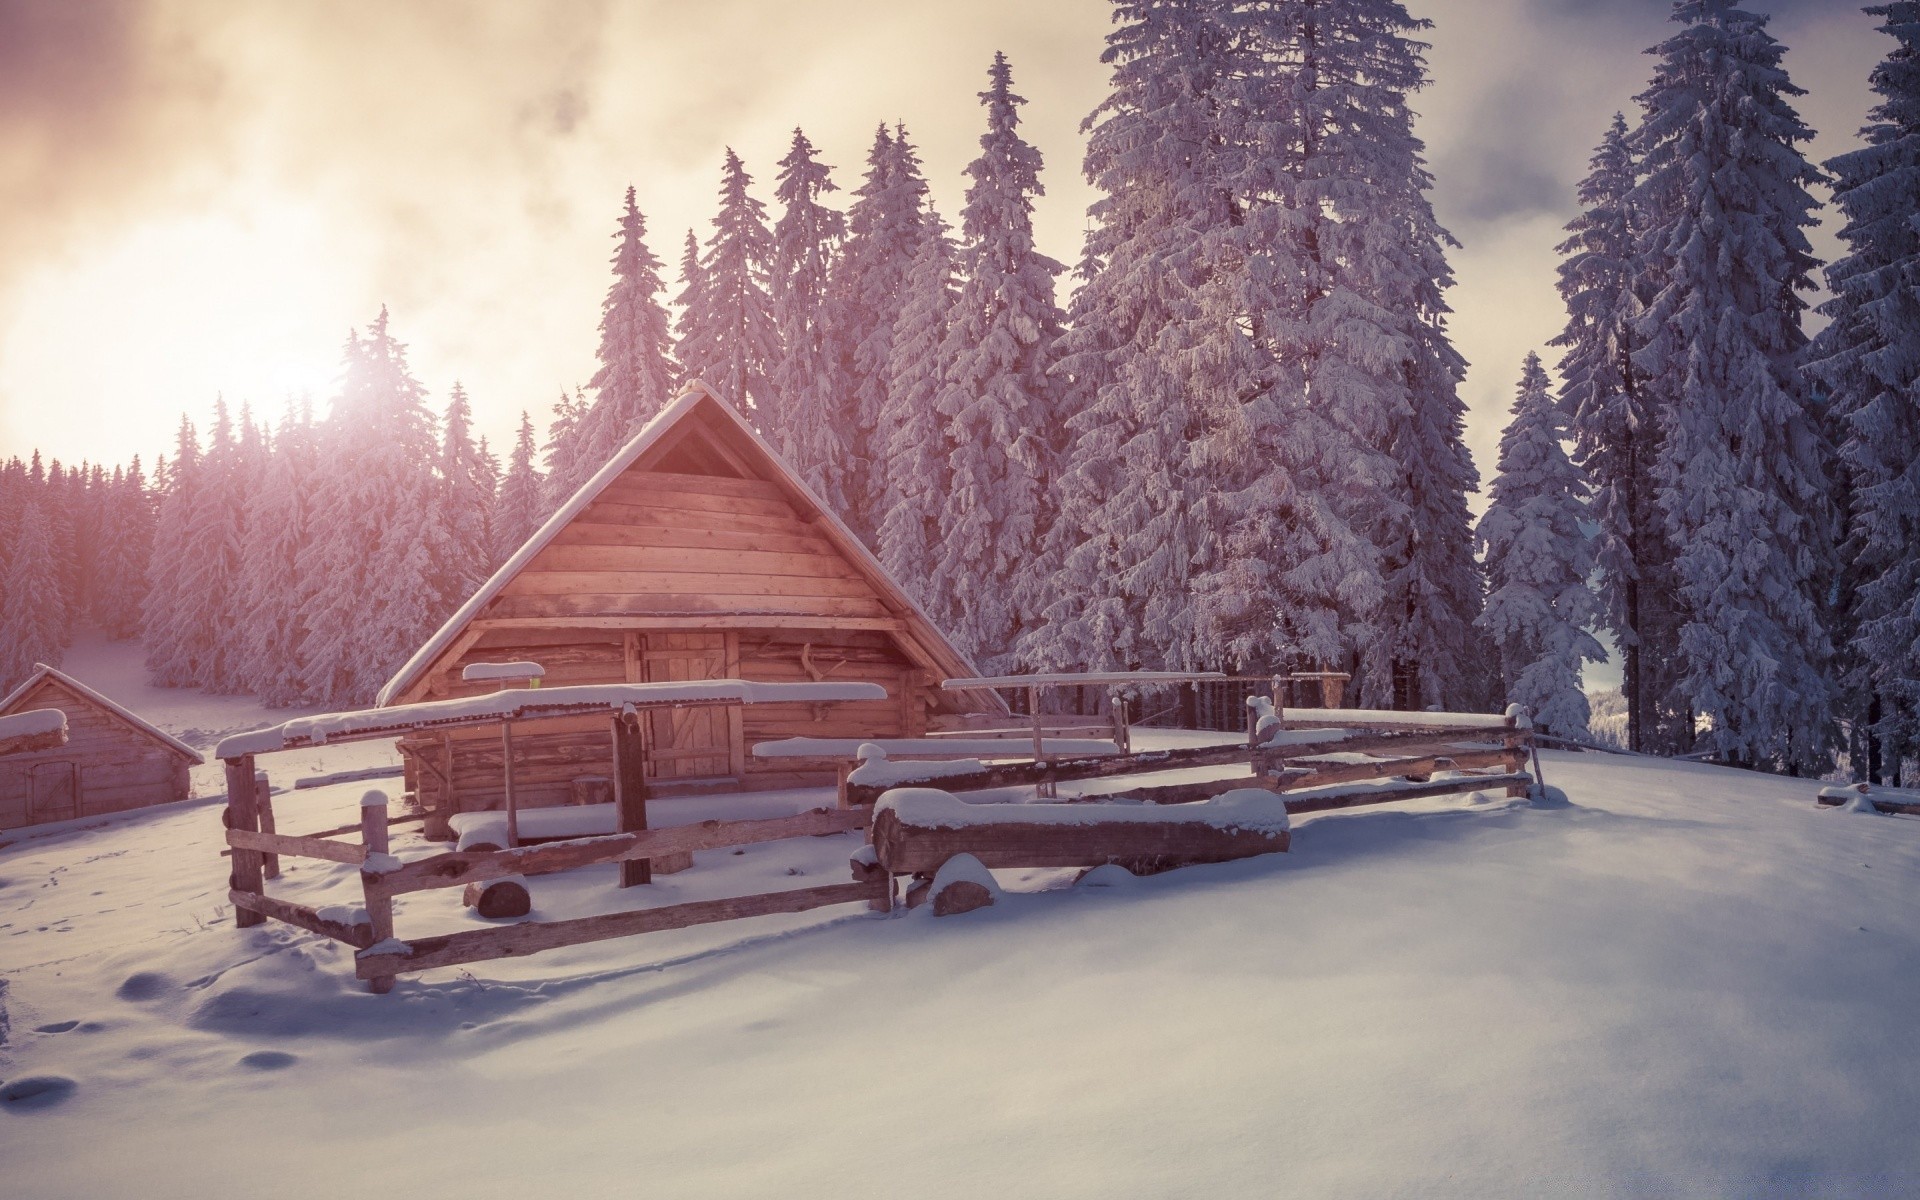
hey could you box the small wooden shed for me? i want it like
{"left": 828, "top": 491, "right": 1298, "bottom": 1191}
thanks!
{"left": 0, "top": 664, "right": 203, "bottom": 829}
{"left": 378, "top": 381, "right": 999, "bottom": 830}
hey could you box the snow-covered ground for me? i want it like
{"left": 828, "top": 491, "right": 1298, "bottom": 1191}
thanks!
{"left": 3, "top": 643, "right": 1918, "bottom": 1198}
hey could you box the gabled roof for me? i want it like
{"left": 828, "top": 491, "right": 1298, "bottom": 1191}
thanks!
{"left": 377, "top": 380, "right": 996, "bottom": 708}
{"left": 0, "top": 664, "right": 205, "bottom": 764}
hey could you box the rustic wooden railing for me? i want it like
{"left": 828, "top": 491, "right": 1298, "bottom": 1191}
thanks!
{"left": 222, "top": 785, "right": 883, "bottom": 993}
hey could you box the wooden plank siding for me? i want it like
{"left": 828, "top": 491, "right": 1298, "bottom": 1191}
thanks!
{"left": 384, "top": 393, "right": 994, "bottom": 832}
{"left": 0, "top": 677, "right": 194, "bottom": 829}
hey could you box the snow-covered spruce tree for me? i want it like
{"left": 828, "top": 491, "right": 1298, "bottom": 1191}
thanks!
{"left": 238, "top": 402, "right": 316, "bottom": 706}
{"left": 874, "top": 207, "right": 959, "bottom": 607}
{"left": 1628, "top": 0, "right": 1835, "bottom": 770}
{"left": 671, "top": 229, "right": 706, "bottom": 380}
{"left": 0, "top": 497, "right": 68, "bottom": 689}
{"left": 142, "top": 416, "right": 201, "bottom": 687}
{"left": 492, "top": 411, "right": 544, "bottom": 565}
{"left": 92, "top": 457, "right": 154, "bottom": 641}
{"left": 1252, "top": 0, "right": 1480, "bottom": 709}
{"left": 1553, "top": 112, "right": 1684, "bottom": 753}
{"left": 174, "top": 399, "right": 248, "bottom": 692}
{"left": 1475, "top": 353, "right": 1607, "bottom": 739}
{"left": 557, "top": 188, "right": 678, "bottom": 499}
{"left": 296, "top": 310, "right": 455, "bottom": 706}
{"left": 440, "top": 383, "right": 494, "bottom": 603}
{"left": 1808, "top": 1, "right": 1920, "bottom": 782}
{"left": 540, "top": 388, "right": 590, "bottom": 508}
{"left": 769, "top": 129, "right": 850, "bottom": 507}
{"left": 832, "top": 123, "right": 931, "bottom": 539}
{"left": 677, "top": 149, "right": 781, "bottom": 427}
{"left": 1024, "top": 0, "right": 1234, "bottom": 675}
{"left": 927, "top": 53, "right": 1068, "bottom": 671}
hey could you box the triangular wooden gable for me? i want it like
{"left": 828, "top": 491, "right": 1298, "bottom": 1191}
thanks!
{"left": 379, "top": 382, "right": 995, "bottom": 709}
{"left": 0, "top": 667, "right": 203, "bottom": 764}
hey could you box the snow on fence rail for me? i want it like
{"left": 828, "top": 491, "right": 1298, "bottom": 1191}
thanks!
{"left": 213, "top": 688, "right": 1541, "bottom": 988}
{"left": 215, "top": 679, "right": 887, "bottom": 757}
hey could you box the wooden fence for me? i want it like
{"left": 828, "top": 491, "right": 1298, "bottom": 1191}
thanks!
{"left": 223, "top": 769, "right": 884, "bottom": 993}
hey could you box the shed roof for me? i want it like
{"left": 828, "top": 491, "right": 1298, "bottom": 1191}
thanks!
{"left": 0, "top": 664, "right": 205, "bottom": 764}
{"left": 377, "top": 380, "right": 997, "bottom": 709}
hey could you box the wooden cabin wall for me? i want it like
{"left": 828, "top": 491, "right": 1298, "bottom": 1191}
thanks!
{"left": 0, "top": 682, "right": 192, "bottom": 829}
{"left": 400, "top": 625, "right": 932, "bottom": 827}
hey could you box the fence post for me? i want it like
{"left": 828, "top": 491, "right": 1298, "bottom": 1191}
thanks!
{"left": 1503, "top": 712, "right": 1531, "bottom": 799}
{"left": 254, "top": 771, "right": 280, "bottom": 880}
{"left": 615, "top": 705, "right": 652, "bottom": 887}
{"left": 360, "top": 790, "right": 396, "bottom": 994}
{"left": 225, "top": 755, "right": 265, "bottom": 928}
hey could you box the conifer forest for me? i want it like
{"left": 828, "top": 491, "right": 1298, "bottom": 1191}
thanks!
{"left": 4, "top": 0, "right": 1918, "bottom": 784}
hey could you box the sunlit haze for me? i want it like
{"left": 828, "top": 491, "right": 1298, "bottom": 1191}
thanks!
{"left": 0, "top": 0, "right": 1883, "bottom": 481}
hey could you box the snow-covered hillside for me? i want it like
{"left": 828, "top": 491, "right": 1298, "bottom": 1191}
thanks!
{"left": 2, "top": 656, "right": 1917, "bottom": 1197}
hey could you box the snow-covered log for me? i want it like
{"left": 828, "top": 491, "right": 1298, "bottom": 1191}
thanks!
{"left": 0, "top": 708, "right": 67, "bottom": 757}
{"left": 870, "top": 787, "right": 1291, "bottom": 876}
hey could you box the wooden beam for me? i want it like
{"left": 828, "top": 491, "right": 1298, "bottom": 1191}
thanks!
{"left": 615, "top": 709, "right": 651, "bottom": 888}
{"left": 225, "top": 755, "right": 264, "bottom": 929}
{"left": 354, "top": 880, "right": 885, "bottom": 979}
{"left": 226, "top": 827, "right": 369, "bottom": 866}
{"left": 0, "top": 723, "right": 67, "bottom": 758}
{"left": 368, "top": 807, "right": 868, "bottom": 897}
{"left": 1814, "top": 792, "right": 1920, "bottom": 817}
{"left": 229, "top": 890, "right": 374, "bottom": 949}
{"left": 469, "top": 615, "right": 907, "bottom": 633}
{"left": 842, "top": 741, "right": 1257, "bottom": 807}
{"left": 870, "top": 806, "right": 1290, "bottom": 876}
{"left": 254, "top": 771, "right": 280, "bottom": 880}
{"left": 1282, "top": 773, "right": 1534, "bottom": 815}
{"left": 360, "top": 795, "right": 396, "bottom": 995}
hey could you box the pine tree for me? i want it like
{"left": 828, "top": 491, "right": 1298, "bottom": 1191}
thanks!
{"left": 1629, "top": 0, "right": 1835, "bottom": 770}
{"left": 297, "top": 309, "right": 454, "bottom": 706}
{"left": 440, "top": 383, "right": 493, "bottom": 604}
{"left": 176, "top": 399, "right": 249, "bottom": 691}
{"left": 143, "top": 417, "right": 201, "bottom": 687}
{"left": 1553, "top": 113, "right": 1685, "bottom": 753}
{"left": 492, "top": 411, "right": 545, "bottom": 565}
{"left": 769, "top": 128, "right": 850, "bottom": 506}
{"left": 541, "top": 388, "right": 590, "bottom": 508}
{"left": 1257, "top": 0, "right": 1481, "bottom": 708}
{"left": 927, "top": 54, "right": 1068, "bottom": 671}
{"left": 0, "top": 498, "right": 67, "bottom": 690}
{"left": 677, "top": 149, "right": 781, "bottom": 425}
{"left": 671, "top": 228, "right": 706, "bottom": 379}
{"left": 92, "top": 458, "right": 153, "bottom": 640}
{"left": 239, "top": 402, "right": 317, "bottom": 706}
{"left": 833, "top": 123, "right": 932, "bottom": 537}
{"left": 558, "top": 188, "right": 678, "bottom": 498}
{"left": 1029, "top": 0, "right": 1244, "bottom": 674}
{"left": 875, "top": 208, "right": 959, "bottom": 606}
{"left": 1808, "top": 1, "right": 1920, "bottom": 782}
{"left": 1475, "top": 354, "right": 1607, "bottom": 738}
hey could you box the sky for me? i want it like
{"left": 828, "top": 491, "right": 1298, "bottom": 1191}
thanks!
{"left": 0, "top": 0, "right": 1891, "bottom": 487}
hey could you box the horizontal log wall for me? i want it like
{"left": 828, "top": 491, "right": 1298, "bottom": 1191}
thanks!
{"left": 0, "top": 678, "right": 194, "bottom": 828}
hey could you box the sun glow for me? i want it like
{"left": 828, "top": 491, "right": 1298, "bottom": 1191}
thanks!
{"left": 0, "top": 196, "right": 354, "bottom": 460}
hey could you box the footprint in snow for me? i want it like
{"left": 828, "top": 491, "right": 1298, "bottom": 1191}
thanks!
{"left": 238, "top": 1050, "right": 298, "bottom": 1071}
{"left": 115, "top": 972, "right": 174, "bottom": 1002}
{"left": 1, "top": 1075, "right": 78, "bottom": 1111}
{"left": 33, "top": 1020, "right": 80, "bottom": 1034}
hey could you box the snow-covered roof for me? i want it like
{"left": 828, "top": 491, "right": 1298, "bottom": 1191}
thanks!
{"left": 0, "top": 664, "right": 204, "bottom": 764}
{"left": 376, "top": 380, "right": 993, "bottom": 709}
{"left": 219, "top": 678, "right": 889, "bottom": 759}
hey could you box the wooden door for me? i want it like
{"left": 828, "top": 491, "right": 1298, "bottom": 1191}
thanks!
{"left": 30, "top": 761, "right": 78, "bottom": 823}
{"left": 639, "top": 632, "right": 736, "bottom": 780}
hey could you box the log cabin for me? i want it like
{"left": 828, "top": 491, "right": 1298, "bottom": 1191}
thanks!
{"left": 0, "top": 664, "right": 203, "bottom": 830}
{"left": 377, "top": 380, "right": 1001, "bottom": 836}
